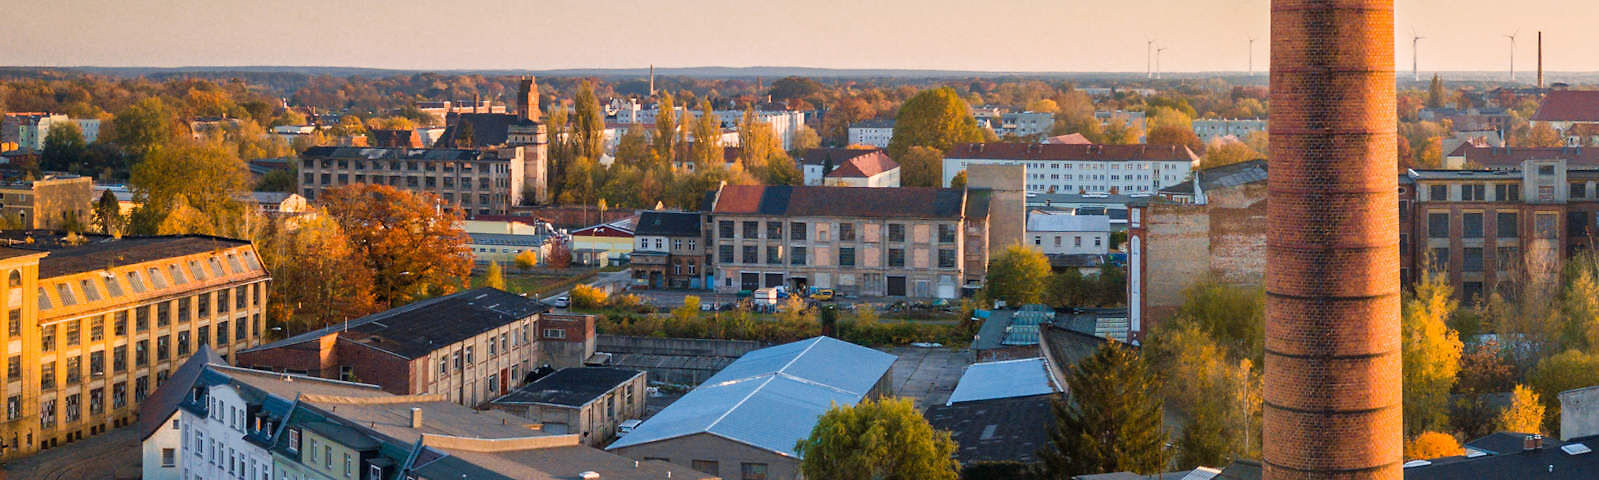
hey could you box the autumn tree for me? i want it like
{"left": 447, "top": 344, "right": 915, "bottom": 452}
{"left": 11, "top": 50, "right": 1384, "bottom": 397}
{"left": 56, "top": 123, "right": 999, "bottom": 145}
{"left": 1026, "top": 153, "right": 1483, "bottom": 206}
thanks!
{"left": 573, "top": 80, "right": 606, "bottom": 161}
{"left": 1170, "top": 277, "right": 1265, "bottom": 363}
{"left": 653, "top": 92, "right": 678, "bottom": 164}
{"left": 1498, "top": 385, "right": 1547, "bottom": 434}
{"left": 688, "top": 99, "right": 723, "bottom": 170}
{"left": 1406, "top": 432, "right": 1463, "bottom": 460}
{"left": 1145, "top": 107, "right": 1203, "bottom": 152}
{"left": 483, "top": 261, "right": 507, "bottom": 291}
{"left": 514, "top": 249, "right": 539, "bottom": 270}
{"left": 109, "top": 97, "right": 180, "bottom": 159}
{"left": 1101, "top": 115, "right": 1143, "bottom": 145}
{"left": 128, "top": 142, "right": 249, "bottom": 235}
{"left": 546, "top": 236, "right": 573, "bottom": 269}
{"left": 1146, "top": 321, "right": 1261, "bottom": 468}
{"left": 41, "top": 121, "right": 87, "bottom": 172}
{"left": 1402, "top": 268, "right": 1465, "bottom": 436}
{"left": 1426, "top": 74, "right": 1448, "bottom": 109}
{"left": 92, "top": 190, "right": 125, "bottom": 236}
{"left": 795, "top": 397, "right": 959, "bottom": 480}
{"left": 1524, "top": 122, "right": 1564, "bottom": 148}
{"left": 983, "top": 245, "right": 1051, "bottom": 306}
{"left": 887, "top": 87, "right": 983, "bottom": 161}
{"left": 320, "top": 184, "right": 472, "bottom": 307}
{"left": 1200, "top": 139, "right": 1261, "bottom": 169}
{"left": 898, "top": 145, "right": 946, "bottom": 187}
{"left": 1529, "top": 349, "right": 1599, "bottom": 431}
{"left": 258, "top": 213, "right": 379, "bottom": 333}
{"left": 1040, "top": 342, "right": 1169, "bottom": 476}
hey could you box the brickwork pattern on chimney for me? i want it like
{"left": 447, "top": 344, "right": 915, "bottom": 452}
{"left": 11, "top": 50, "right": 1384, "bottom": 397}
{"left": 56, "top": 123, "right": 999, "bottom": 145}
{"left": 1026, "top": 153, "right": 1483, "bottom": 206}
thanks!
{"left": 1265, "top": 1, "right": 1403, "bottom": 479}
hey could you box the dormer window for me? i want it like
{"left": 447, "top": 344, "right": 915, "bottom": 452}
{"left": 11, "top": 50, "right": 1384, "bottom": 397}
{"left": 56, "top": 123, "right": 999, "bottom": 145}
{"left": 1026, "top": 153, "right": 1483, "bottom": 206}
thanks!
{"left": 286, "top": 428, "right": 300, "bottom": 453}
{"left": 369, "top": 464, "right": 383, "bottom": 479}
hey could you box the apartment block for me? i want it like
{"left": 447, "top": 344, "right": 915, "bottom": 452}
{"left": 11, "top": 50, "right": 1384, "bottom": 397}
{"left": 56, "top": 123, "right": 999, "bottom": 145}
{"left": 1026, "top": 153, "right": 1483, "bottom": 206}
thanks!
{"left": 297, "top": 147, "right": 527, "bottom": 215}
{"left": 942, "top": 143, "right": 1199, "bottom": 195}
{"left": 0, "top": 234, "right": 270, "bottom": 460}
{"left": 703, "top": 185, "right": 991, "bottom": 299}
{"left": 0, "top": 174, "right": 94, "bottom": 230}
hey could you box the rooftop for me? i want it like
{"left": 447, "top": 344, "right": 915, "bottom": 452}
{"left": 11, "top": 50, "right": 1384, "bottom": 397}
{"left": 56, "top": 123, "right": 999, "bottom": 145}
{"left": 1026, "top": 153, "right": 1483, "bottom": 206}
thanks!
{"left": 634, "top": 211, "right": 702, "bottom": 237}
{"left": 1027, "top": 212, "right": 1112, "bottom": 233}
{"left": 797, "top": 147, "right": 883, "bottom": 166}
{"left": 824, "top": 151, "right": 899, "bottom": 178}
{"left": 491, "top": 367, "right": 643, "bottom": 408}
{"left": 945, "top": 143, "right": 1200, "bottom": 163}
{"left": 924, "top": 395, "right": 1055, "bottom": 466}
{"left": 0, "top": 234, "right": 257, "bottom": 279}
{"left": 1532, "top": 90, "right": 1599, "bottom": 122}
{"left": 708, "top": 184, "right": 969, "bottom": 219}
{"left": 974, "top": 305, "right": 1056, "bottom": 351}
{"left": 946, "top": 358, "right": 1061, "bottom": 405}
{"left": 606, "top": 337, "right": 896, "bottom": 457}
{"left": 242, "top": 287, "right": 548, "bottom": 360}
{"left": 300, "top": 146, "right": 487, "bottom": 161}
{"left": 1446, "top": 145, "right": 1599, "bottom": 169}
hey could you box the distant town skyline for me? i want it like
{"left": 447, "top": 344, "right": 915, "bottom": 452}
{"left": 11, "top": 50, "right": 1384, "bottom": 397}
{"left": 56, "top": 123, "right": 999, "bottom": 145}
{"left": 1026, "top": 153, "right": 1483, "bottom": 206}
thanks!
{"left": 5, "top": 0, "right": 1598, "bottom": 73}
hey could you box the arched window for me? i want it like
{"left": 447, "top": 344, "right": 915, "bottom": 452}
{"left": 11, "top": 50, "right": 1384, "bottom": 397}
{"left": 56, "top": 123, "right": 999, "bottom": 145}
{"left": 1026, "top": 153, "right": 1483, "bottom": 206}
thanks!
{"left": 7, "top": 270, "right": 20, "bottom": 289}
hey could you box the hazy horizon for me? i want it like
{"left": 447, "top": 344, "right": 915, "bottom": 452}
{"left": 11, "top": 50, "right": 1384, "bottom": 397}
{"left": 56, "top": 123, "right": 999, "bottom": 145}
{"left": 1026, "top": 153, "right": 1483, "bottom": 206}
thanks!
{"left": 5, "top": 0, "right": 1597, "bottom": 73}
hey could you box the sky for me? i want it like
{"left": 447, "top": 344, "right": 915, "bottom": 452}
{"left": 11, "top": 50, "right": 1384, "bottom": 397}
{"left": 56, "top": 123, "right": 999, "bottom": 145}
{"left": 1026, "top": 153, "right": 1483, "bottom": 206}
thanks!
{"left": 3, "top": 0, "right": 1597, "bottom": 73}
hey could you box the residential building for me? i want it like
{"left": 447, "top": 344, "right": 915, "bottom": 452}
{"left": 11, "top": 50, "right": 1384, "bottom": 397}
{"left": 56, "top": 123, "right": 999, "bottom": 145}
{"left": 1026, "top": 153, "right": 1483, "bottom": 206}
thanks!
{"left": 1024, "top": 192, "right": 1135, "bottom": 231}
{"left": 1, "top": 114, "right": 100, "bottom": 152}
{"left": 631, "top": 211, "right": 707, "bottom": 290}
{"left": 614, "top": 108, "right": 806, "bottom": 150}
{"left": 487, "top": 367, "right": 647, "bottom": 446}
{"left": 236, "top": 192, "right": 309, "bottom": 216}
{"left": 415, "top": 99, "right": 505, "bottom": 125}
{"left": 0, "top": 234, "right": 271, "bottom": 460}
{"left": 0, "top": 174, "right": 94, "bottom": 229}
{"left": 466, "top": 232, "right": 553, "bottom": 266}
{"left": 1026, "top": 211, "right": 1111, "bottom": 255}
{"left": 703, "top": 185, "right": 992, "bottom": 298}
{"left": 235, "top": 288, "right": 597, "bottom": 407}
{"left": 822, "top": 150, "right": 899, "bottom": 187}
{"left": 797, "top": 148, "right": 885, "bottom": 186}
{"left": 942, "top": 143, "right": 1199, "bottom": 195}
{"left": 1445, "top": 144, "right": 1599, "bottom": 170}
{"left": 846, "top": 119, "right": 894, "bottom": 148}
{"left": 1531, "top": 89, "right": 1599, "bottom": 146}
{"left": 607, "top": 336, "right": 896, "bottom": 480}
{"left": 142, "top": 350, "right": 712, "bottom": 480}
{"left": 991, "top": 112, "right": 1056, "bottom": 138}
{"left": 428, "top": 78, "right": 550, "bottom": 203}
{"left": 570, "top": 216, "right": 636, "bottom": 267}
{"left": 1095, "top": 110, "right": 1147, "bottom": 132}
{"left": 1191, "top": 118, "right": 1266, "bottom": 143}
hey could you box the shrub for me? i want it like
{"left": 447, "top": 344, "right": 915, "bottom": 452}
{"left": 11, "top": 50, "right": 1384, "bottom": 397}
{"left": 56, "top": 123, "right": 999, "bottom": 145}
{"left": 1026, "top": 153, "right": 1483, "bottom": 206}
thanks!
{"left": 570, "top": 284, "right": 608, "bottom": 309}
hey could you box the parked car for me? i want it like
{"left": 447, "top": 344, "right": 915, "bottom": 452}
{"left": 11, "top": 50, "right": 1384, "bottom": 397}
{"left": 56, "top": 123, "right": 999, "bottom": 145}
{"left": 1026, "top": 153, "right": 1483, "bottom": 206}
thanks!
{"left": 551, "top": 296, "right": 570, "bottom": 308}
{"left": 812, "top": 289, "right": 835, "bottom": 301}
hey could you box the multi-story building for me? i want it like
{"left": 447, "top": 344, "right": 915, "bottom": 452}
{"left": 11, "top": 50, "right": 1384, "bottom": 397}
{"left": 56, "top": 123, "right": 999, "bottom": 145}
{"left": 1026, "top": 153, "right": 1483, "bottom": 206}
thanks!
{"left": 297, "top": 147, "right": 528, "bottom": 215}
{"left": 823, "top": 151, "right": 899, "bottom": 188}
{"left": 0, "top": 234, "right": 270, "bottom": 460}
{"left": 1445, "top": 144, "right": 1599, "bottom": 170}
{"left": 991, "top": 112, "right": 1055, "bottom": 139}
{"left": 631, "top": 211, "right": 708, "bottom": 290}
{"left": 703, "top": 184, "right": 992, "bottom": 299}
{"left": 1531, "top": 89, "right": 1599, "bottom": 147}
{"left": 141, "top": 351, "right": 712, "bottom": 480}
{"left": 847, "top": 119, "right": 895, "bottom": 148}
{"left": 1026, "top": 211, "right": 1111, "bottom": 256}
{"left": 0, "top": 174, "right": 93, "bottom": 229}
{"left": 941, "top": 143, "right": 1199, "bottom": 195}
{"left": 1191, "top": 118, "right": 1266, "bottom": 143}
{"left": 1, "top": 114, "right": 100, "bottom": 152}
{"left": 616, "top": 108, "right": 806, "bottom": 150}
{"left": 235, "top": 287, "right": 595, "bottom": 407}
{"left": 797, "top": 148, "right": 885, "bottom": 186}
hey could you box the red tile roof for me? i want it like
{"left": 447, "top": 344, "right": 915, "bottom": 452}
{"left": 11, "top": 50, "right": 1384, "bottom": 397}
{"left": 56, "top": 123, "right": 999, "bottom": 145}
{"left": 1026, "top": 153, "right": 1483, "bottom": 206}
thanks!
{"left": 1532, "top": 90, "right": 1599, "bottom": 122}
{"left": 825, "top": 151, "right": 899, "bottom": 178}
{"left": 945, "top": 143, "right": 1199, "bottom": 163}
{"left": 1447, "top": 145, "right": 1599, "bottom": 169}
{"left": 1044, "top": 133, "right": 1093, "bottom": 145}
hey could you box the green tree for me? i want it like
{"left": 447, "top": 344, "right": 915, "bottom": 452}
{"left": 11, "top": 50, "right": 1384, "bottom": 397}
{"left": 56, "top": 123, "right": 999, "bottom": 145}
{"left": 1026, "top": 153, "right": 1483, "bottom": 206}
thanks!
{"left": 898, "top": 146, "right": 946, "bottom": 187}
{"left": 1171, "top": 277, "right": 1265, "bottom": 363}
{"left": 1427, "top": 74, "right": 1448, "bottom": 109}
{"left": 887, "top": 87, "right": 983, "bottom": 161}
{"left": 653, "top": 92, "right": 678, "bottom": 164}
{"left": 128, "top": 142, "right": 249, "bottom": 235}
{"left": 483, "top": 261, "right": 507, "bottom": 291}
{"left": 1402, "top": 269, "right": 1464, "bottom": 436}
{"left": 689, "top": 99, "right": 723, "bottom": 170}
{"left": 1529, "top": 349, "right": 1599, "bottom": 432}
{"left": 795, "top": 397, "right": 959, "bottom": 480}
{"left": 983, "top": 245, "right": 1051, "bottom": 306}
{"left": 573, "top": 80, "right": 606, "bottom": 160}
{"left": 1040, "top": 342, "right": 1169, "bottom": 477}
{"left": 92, "top": 189, "right": 125, "bottom": 236}
{"left": 41, "top": 121, "right": 87, "bottom": 172}
{"left": 672, "top": 295, "right": 701, "bottom": 323}
{"left": 109, "top": 97, "right": 179, "bottom": 159}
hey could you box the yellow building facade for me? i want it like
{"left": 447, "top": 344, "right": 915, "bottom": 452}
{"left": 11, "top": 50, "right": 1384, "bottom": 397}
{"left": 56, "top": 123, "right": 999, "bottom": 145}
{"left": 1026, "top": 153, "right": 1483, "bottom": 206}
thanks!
{"left": 0, "top": 235, "right": 270, "bottom": 459}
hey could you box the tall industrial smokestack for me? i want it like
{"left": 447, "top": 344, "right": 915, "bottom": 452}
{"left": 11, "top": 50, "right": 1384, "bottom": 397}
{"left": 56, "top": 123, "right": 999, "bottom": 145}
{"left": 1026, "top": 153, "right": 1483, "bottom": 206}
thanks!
{"left": 1538, "top": 31, "right": 1544, "bottom": 89}
{"left": 1265, "top": 0, "right": 1402, "bottom": 479}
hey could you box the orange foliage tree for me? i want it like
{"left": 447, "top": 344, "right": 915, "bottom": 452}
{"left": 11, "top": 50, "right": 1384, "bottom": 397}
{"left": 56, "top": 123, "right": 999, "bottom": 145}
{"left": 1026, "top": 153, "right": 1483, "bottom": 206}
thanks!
{"left": 321, "top": 184, "right": 472, "bottom": 307}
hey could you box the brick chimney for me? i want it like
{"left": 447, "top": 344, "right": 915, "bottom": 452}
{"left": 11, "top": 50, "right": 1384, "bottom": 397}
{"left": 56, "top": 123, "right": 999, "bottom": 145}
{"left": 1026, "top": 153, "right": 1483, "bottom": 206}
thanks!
{"left": 1264, "top": 0, "right": 1403, "bottom": 478}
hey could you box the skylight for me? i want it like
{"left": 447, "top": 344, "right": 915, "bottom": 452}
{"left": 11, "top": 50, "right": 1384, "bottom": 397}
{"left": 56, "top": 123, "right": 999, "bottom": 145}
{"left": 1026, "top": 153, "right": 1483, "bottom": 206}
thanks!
{"left": 1562, "top": 443, "right": 1592, "bottom": 455}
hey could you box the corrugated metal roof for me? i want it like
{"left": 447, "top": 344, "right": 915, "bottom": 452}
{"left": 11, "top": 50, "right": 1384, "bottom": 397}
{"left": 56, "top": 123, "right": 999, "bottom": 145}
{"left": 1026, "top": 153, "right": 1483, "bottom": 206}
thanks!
{"left": 946, "top": 358, "right": 1061, "bottom": 405}
{"left": 606, "top": 336, "right": 896, "bottom": 457}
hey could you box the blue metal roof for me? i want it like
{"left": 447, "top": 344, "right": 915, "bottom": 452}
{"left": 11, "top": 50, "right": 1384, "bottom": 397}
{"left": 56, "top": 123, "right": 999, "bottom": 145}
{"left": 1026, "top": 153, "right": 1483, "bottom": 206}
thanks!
{"left": 945, "top": 358, "right": 1061, "bottom": 405}
{"left": 606, "top": 337, "right": 897, "bottom": 457}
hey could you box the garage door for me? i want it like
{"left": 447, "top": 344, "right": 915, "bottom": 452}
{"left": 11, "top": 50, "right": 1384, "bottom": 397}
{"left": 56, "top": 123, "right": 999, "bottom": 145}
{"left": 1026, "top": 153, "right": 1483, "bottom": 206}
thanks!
{"left": 886, "top": 276, "right": 907, "bottom": 297}
{"left": 765, "top": 273, "right": 785, "bottom": 288}
{"left": 741, "top": 273, "right": 761, "bottom": 291}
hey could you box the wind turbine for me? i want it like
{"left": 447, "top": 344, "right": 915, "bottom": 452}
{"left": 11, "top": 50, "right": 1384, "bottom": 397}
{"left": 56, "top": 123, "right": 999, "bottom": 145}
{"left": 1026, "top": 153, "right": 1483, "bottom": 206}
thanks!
{"left": 1156, "top": 46, "right": 1169, "bottom": 80}
{"left": 1411, "top": 29, "right": 1425, "bottom": 82}
{"left": 1248, "top": 36, "right": 1257, "bottom": 76}
{"left": 1505, "top": 30, "right": 1520, "bottom": 82}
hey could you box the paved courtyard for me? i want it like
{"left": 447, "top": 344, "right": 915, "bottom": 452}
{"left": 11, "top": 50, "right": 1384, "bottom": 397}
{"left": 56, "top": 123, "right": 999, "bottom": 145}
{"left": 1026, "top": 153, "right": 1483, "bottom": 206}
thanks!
{"left": 883, "top": 346, "right": 972, "bottom": 410}
{"left": 2, "top": 424, "right": 140, "bottom": 480}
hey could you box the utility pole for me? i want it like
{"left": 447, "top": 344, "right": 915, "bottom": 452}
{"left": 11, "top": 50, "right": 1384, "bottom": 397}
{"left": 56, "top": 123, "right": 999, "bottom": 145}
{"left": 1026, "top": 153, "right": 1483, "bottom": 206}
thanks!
{"left": 1411, "top": 30, "right": 1425, "bottom": 82}
{"left": 1506, "top": 30, "right": 1520, "bottom": 82}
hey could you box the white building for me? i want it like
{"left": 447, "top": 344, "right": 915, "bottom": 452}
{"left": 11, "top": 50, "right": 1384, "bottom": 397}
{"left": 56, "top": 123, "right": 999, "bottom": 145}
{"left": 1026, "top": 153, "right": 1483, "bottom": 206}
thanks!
{"left": 993, "top": 112, "right": 1056, "bottom": 138}
{"left": 1026, "top": 211, "right": 1112, "bottom": 255}
{"left": 942, "top": 143, "right": 1199, "bottom": 195}
{"left": 798, "top": 148, "right": 890, "bottom": 186}
{"left": 1, "top": 113, "right": 101, "bottom": 151}
{"left": 824, "top": 151, "right": 900, "bottom": 188}
{"left": 1192, "top": 118, "right": 1266, "bottom": 143}
{"left": 847, "top": 119, "right": 895, "bottom": 148}
{"left": 1094, "top": 110, "right": 1147, "bottom": 131}
{"left": 613, "top": 108, "right": 805, "bottom": 150}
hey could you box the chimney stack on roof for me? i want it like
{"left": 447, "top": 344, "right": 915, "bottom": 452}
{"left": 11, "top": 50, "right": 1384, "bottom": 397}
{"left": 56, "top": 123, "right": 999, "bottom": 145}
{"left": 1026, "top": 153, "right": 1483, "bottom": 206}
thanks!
{"left": 1264, "top": 0, "right": 1402, "bottom": 478}
{"left": 409, "top": 407, "right": 422, "bottom": 429}
{"left": 1538, "top": 31, "right": 1545, "bottom": 89}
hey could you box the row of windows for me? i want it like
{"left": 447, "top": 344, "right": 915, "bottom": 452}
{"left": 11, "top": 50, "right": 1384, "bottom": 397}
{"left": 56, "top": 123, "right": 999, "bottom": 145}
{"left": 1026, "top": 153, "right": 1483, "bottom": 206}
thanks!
{"left": 38, "top": 315, "right": 260, "bottom": 391}
{"left": 716, "top": 244, "right": 958, "bottom": 269}
{"left": 306, "top": 157, "right": 506, "bottom": 173}
{"left": 32, "top": 251, "right": 261, "bottom": 311}
{"left": 1424, "top": 182, "right": 1521, "bottom": 203}
{"left": 715, "top": 221, "right": 957, "bottom": 244}
{"left": 306, "top": 172, "right": 506, "bottom": 190}
{"left": 38, "top": 284, "right": 263, "bottom": 354}
{"left": 1424, "top": 211, "right": 1562, "bottom": 240}
{"left": 39, "top": 375, "right": 149, "bottom": 429}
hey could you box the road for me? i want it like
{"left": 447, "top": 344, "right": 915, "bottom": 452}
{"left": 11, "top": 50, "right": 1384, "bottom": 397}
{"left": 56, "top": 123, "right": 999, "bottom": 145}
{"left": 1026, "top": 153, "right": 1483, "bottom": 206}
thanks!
{"left": 3, "top": 424, "right": 140, "bottom": 480}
